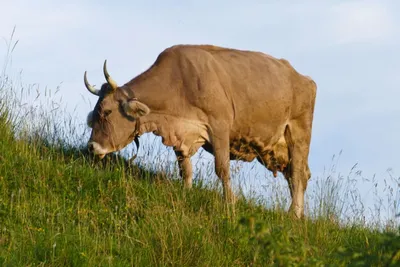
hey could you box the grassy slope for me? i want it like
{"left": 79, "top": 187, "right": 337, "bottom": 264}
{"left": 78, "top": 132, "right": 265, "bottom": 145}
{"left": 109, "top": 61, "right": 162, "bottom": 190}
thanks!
{"left": 0, "top": 105, "right": 399, "bottom": 266}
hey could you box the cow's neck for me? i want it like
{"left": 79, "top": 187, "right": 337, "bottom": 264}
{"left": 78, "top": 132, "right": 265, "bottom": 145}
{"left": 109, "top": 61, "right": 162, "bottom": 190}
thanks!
{"left": 136, "top": 115, "right": 158, "bottom": 136}
{"left": 124, "top": 65, "right": 185, "bottom": 140}
{"left": 136, "top": 113, "right": 174, "bottom": 137}
{"left": 124, "top": 64, "right": 177, "bottom": 113}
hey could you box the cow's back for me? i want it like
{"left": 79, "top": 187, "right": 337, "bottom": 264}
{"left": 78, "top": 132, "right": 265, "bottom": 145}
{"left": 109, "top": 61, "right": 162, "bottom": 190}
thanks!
{"left": 173, "top": 45, "right": 303, "bottom": 135}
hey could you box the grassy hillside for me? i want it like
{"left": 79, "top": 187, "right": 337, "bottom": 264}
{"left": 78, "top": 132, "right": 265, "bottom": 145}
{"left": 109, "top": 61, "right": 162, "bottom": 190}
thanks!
{"left": 0, "top": 59, "right": 399, "bottom": 266}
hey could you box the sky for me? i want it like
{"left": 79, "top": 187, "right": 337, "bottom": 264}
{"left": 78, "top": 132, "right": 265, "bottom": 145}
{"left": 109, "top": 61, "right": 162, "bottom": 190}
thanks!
{"left": 1, "top": 0, "right": 399, "bottom": 222}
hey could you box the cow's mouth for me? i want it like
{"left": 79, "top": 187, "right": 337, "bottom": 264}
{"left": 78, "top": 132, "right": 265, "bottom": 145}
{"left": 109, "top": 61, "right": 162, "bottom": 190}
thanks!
{"left": 88, "top": 141, "right": 111, "bottom": 157}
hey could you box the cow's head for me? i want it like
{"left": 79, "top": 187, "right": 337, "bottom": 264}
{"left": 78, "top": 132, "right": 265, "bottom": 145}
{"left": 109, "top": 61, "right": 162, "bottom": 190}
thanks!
{"left": 84, "top": 60, "right": 150, "bottom": 159}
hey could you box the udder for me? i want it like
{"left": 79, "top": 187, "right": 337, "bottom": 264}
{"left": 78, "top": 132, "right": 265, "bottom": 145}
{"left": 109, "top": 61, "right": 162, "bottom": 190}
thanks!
{"left": 229, "top": 137, "right": 261, "bottom": 162}
{"left": 257, "top": 137, "right": 289, "bottom": 177}
{"left": 228, "top": 135, "right": 289, "bottom": 177}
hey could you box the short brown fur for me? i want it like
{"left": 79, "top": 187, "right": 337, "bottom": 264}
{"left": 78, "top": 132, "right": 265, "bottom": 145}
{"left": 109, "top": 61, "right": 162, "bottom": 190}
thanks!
{"left": 85, "top": 44, "right": 317, "bottom": 218}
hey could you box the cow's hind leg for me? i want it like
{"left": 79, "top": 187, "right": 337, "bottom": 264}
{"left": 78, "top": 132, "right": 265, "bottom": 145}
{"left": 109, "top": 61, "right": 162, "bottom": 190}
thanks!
{"left": 284, "top": 121, "right": 312, "bottom": 219}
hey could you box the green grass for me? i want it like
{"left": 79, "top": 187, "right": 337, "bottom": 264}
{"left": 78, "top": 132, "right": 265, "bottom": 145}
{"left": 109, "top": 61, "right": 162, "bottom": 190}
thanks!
{"left": 0, "top": 36, "right": 399, "bottom": 266}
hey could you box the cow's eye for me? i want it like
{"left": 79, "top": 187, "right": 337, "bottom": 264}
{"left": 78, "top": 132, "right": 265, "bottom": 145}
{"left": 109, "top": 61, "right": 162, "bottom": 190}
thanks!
{"left": 104, "top": 110, "right": 112, "bottom": 117}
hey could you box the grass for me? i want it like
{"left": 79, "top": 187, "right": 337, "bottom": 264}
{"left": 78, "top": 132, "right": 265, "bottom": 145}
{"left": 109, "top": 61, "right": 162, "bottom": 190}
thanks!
{"left": 0, "top": 35, "right": 399, "bottom": 266}
{"left": 1, "top": 122, "right": 398, "bottom": 266}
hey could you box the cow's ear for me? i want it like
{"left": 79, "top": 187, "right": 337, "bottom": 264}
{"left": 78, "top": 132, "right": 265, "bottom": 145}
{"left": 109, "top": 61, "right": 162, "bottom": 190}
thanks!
{"left": 122, "top": 99, "right": 150, "bottom": 118}
{"left": 87, "top": 111, "right": 94, "bottom": 128}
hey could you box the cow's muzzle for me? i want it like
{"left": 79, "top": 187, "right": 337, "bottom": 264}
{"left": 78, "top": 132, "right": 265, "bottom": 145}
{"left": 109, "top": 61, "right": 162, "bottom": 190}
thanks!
{"left": 88, "top": 141, "right": 108, "bottom": 158}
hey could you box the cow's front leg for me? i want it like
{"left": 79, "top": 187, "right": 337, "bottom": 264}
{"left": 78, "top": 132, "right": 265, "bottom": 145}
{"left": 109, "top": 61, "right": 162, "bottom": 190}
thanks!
{"left": 174, "top": 150, "right": 193, "bottom": 188}
{"left": 212, "top": 132, "right": 235, "bottom": 203}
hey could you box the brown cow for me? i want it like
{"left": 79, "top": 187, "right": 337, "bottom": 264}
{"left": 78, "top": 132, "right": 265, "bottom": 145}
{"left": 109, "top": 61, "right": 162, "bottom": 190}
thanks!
{"left": 84, "top": 45, "right": 317, "bottom": 218}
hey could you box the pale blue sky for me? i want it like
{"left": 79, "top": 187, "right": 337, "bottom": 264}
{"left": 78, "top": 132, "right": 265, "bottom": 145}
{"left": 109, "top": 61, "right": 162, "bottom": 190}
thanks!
{"left": 1, "top": 0, "right": 399, "bottom": 221}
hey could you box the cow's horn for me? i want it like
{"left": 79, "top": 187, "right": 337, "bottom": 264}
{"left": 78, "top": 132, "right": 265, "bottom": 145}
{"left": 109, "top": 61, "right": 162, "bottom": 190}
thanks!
{"left": 84, "top": 71, "right": 100, "bottom": 96}
{"left": 103, "top": 60, "right": 118, "bottom": 91}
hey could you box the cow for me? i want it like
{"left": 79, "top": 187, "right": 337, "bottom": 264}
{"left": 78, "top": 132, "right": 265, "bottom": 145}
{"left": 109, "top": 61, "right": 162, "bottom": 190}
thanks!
{"left": 84, "top": 44, "right": 317, "bottom": 219}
